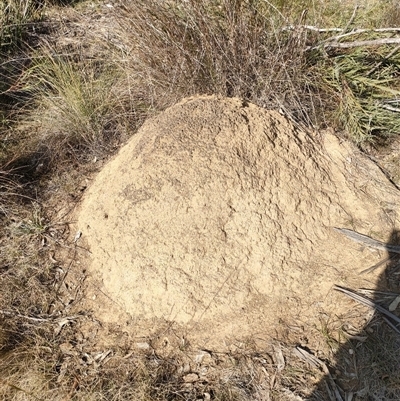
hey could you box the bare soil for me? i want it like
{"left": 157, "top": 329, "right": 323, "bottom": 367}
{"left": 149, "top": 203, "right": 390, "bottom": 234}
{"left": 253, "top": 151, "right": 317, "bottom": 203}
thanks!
{"left": 74, "top": 95, "right": 400, "bottom": 352}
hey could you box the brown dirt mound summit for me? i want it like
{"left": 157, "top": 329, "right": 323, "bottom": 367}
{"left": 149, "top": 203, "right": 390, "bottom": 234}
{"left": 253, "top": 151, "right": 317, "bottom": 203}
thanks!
{"left": 77, "top": 96, "right": 399, "bottom": 344}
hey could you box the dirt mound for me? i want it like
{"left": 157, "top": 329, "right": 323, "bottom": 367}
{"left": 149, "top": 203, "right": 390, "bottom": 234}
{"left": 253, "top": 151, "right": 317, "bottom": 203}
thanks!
{"left": 76, "top": 96, "right": 399, "bottom": 346}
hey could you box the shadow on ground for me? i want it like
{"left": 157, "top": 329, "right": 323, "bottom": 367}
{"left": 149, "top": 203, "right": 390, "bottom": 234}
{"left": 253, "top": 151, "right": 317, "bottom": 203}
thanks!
{"left": 310, "top": 229, "right": 400, "bottom": 400}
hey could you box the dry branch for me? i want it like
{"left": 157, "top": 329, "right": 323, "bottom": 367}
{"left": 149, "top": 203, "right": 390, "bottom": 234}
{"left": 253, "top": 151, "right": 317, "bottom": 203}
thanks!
{"left": 286, "top": 26, "right": 400, "bottom": 35}
{"left": 0, "top": 310, "right": 50, "bottom": 322}
{"left": 294, "top": 26, "right": 400, "bottom": 51}
{"left": 324, "top": 37, "right": 400, "bottom": 49}
{"left": 379, "top": 103, "right": 400, "bottom": 113}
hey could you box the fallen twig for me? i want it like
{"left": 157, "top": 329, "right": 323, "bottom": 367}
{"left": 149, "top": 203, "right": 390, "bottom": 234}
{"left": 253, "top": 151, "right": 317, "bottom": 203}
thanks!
{"left": 0, "top": 310, "right": 51, "bottom": 323}
{"left": 304, "top": 27, "right": 400, "bottom": 51}
{"left": 379, "top": 103, "right": 400, "bottom": 113}
{"left": 324, "top": 37, "right": 400, "bottom": 49}
{"left": 284, "top": 26, "right": 400, "bottom": 35}
{"left": 323, "top": 27, "right": 400, "bottom": 42}
{"left": 0, "top": 309, "right": 79, "bottom": 327}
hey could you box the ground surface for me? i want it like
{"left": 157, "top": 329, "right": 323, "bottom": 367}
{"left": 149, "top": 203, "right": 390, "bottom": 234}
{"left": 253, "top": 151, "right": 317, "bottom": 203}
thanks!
{"left": 74, "top": 96, "right": 400, "bottom": 357}
{"left": 2, "top": 2, "right": 400, "bottom": 400}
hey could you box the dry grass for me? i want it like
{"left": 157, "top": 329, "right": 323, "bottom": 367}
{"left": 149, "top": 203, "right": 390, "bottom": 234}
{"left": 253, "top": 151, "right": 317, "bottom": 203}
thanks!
{"left": 0, "top": 1, "right": 43, "bottom": 50}
{"left": 116, "top": 0, "right": 319, "bottom": 125}
{"left": 1, "top": 0, "right": 400, "bottom": 400}
{"left": 17, "top": 48, "right": 138, "bottom": 165}
{"left": 115, "top": 0, "right": 400, "bottom": 143}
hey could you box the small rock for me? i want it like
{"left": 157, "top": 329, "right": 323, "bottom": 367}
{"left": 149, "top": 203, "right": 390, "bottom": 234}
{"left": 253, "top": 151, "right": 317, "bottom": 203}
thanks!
{"left": 183, "top": 373, "right": 199, "bottom": 383}
{"left": 135, "top": 342, "right": 150, "bottom": 350}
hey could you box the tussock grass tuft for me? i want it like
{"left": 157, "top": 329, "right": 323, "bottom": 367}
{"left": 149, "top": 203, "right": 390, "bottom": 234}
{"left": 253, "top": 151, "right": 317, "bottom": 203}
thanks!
{"left": 0, "top": 168, "right": 23, "bottom": 215}
{"left": 117, "top": 0, "right": 320, "bottom": 126}
{"left": 0, "top": 0, "right": 43, "bottom": 51}
{"left": 320, "top": 46, "right": 400, "bottom": 144}
{"left": 14, "top": 47, "right": 144, "bottom": 168}
{"left": 117, "top": 0, "right": 400, "bottom": 144}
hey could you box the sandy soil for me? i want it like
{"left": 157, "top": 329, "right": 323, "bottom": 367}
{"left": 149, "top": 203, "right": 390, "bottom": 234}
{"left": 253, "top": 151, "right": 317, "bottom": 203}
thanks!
{"left": 74, "top": 95, "right": 400, "bottom": 349}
